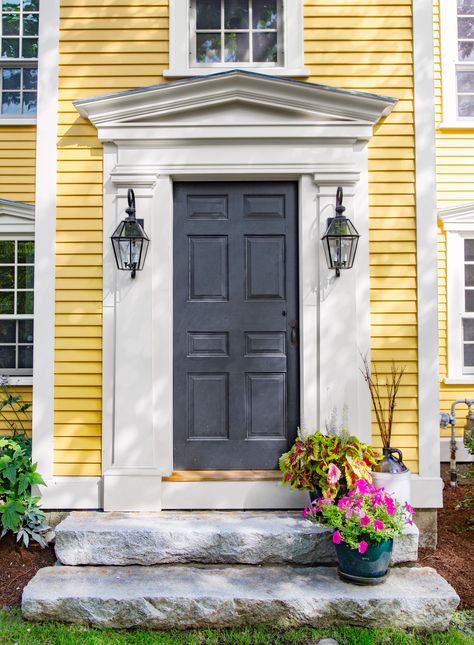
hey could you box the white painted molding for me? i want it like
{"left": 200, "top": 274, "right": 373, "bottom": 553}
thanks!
{"left": 0, "top": 118, "right": 36, "bottom": 126}
{"left": 31, "top": 0, "right": 59, "bottom": 483}
{"left": 439, "top": 202, "right": 474, "bottom": 230}
{"left": 440, "top": 437, "right": 474, "bottom": 462}
{"left": 74, "top": 70, "right": 397, "bottom": 129}
{"left": 165, "top": 0, "right": 309, "bottom": 78}
{"left": 413, "top": 0, "right": 440, "bottom": 481}
{"left": 0, "top": 199, "right": 35, "bottom": 234}
{"left": 410, "top": 476, "right": 443, "bottom": 508}
{"left": 444, "top": 377, "right": 474, "bottom": 384}
{"left": 0, "top": 199, "right": 34, "bottom": 220}
{"left": 36, "top": 477, "right": 102, "bottom": 510}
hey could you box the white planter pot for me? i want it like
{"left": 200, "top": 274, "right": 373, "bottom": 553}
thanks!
{"left": 371, "top": 470, "right": 411, "bottom": 505}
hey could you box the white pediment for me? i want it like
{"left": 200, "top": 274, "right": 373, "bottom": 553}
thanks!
{"left": 74, "top": 69, "right": 397, "bottom": 129}
{"left": 439, "top": 202, "right": 474, "bottom": 231}
{"left": 0, "top": 199, "right": 34, "bottom": 232}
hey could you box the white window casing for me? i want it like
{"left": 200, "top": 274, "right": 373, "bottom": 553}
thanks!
{"left": 165, "top": 0, "right": 309, "bottom": 78}
{"left": 440, "top": 203, "right": 474, "bottom": 383}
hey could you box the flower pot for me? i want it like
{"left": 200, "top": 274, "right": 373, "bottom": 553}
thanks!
{"left": 372, "top": 447, "right": 411, "bottom": 504}
{"left": 335, "top": 538, "right": 393, "bottom": 585}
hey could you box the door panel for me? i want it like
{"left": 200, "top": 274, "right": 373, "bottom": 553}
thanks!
{"left": 173, "top": 182, "right": 299, "bottom": 470}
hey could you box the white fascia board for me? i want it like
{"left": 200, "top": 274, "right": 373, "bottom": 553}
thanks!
{"left": 74, "top": 70, "right": 397, "bottom": 128}
{"left": 439, "top": 202, "right": 474, "bottom": 230}
{"left": 0, "top": 199, "right": 35, "bottom": 220}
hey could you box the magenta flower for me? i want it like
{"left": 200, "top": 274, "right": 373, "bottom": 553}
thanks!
{"left": 360, "top": 515, "right": 371, "bottom": 526}
{"left": 327, "top": 463, "right": 341, "bottom": 485}
{"left": 301, "top": 507, "right": 309, "bottom": 519}
{"left": 355, "top": 479, "right": 370, "bottom": 494}
{"left": 332, "top": 530, "right": 342, "bottom": 544}
{"left": 405, "top": 501, "right": 414, "bottom": 514}
{"left": 358, "top": 540, "right": 369, "bottom": 554}
{"left": 373, "top": 519, "right": 384, "bottom": 532}
{"left": 337, "top": 497, "right": 351, "bottom": 510}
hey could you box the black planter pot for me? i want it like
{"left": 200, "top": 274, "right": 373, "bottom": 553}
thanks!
{"left": 373, "top": 447, "right": 409, "bottom": 473}
{"left": 335, "top": 538, "right": 393, "bottom": 585}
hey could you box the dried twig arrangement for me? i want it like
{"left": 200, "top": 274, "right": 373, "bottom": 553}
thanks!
{"left": 360, "top": 354, "right": 405, "bottom": 449}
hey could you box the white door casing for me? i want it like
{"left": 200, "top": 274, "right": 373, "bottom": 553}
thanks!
{"left": 73, "top": 70, "right": 395, "bottom": 511}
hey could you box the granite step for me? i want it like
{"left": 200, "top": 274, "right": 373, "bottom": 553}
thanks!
{"left": 22, "top": 565, "right": 458, "bottom": 631}
{"left": 54, "top": 511, "right": 419, "bottom": 566}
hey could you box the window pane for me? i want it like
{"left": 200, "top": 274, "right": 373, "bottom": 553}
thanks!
{"left": 17, "top": 240, "right": 34, "bottom": 263}
{"left": 2, "top": 13, "right": 20, "bottom": 35}
{"left": 23, "top": 12, "right": 38, "bottom": 36}
{"left": 253, "top": 0, "right": 277, "bottom": 29}
{"left": 1, "top": 91, "right": 20, "bottom": 114}
{"left": 0, "top": 346, "right": 15, "bottom": 369}
{"left": 463, "top": 318, "right": 474, "bottom": 342}
{"left": 458, "top": 95, "right": 474, "bottom": 116}
{"left": 0, "top": 266, "right": 14, "bottom": 289}
{"left": 466, "top": 263, "right": 474, "bottom": 287}
{"left": 466, "top": 289, "right": 474, "bottom": 312}
{"left": 0, "top": 292, "right": 14, "bottom": 314}
{"left": 224, "top": 32, "right": 249, "bottom": 62}
{"left": 16, "top": 290, "right": 33, "bottom": 314}
{"left": 18, "top": 344, "right": 32, "bottom": 368}
{"left": 458, "top": 70, "right": 474, "bottom": 92}
{"left": 22, "top": 0, "right": 38, "bottom": 10}
{"left": 459, "top": 1, "right": 474, "bottom": 13}
{"left": 1, "top": 38, "right": 19, "bottom": 57}
{"left": 253, "top": 31, "right": 277, "bottom": 62}
{"left": 17, "top": 265, "right": 33, "bottom": 289}
{"left": 465, "top": 239, "right": 474, "bottom": 261}
{"left": 22, "top": 91, "right": 36, "bottom": 114}
{"left": 459, "top": 41, "right": 474, "bottom": 60}
{"left": 2, "top": 1, "right": 21, "bottom": 10}
{"left": 458, "top": 16, "right": 474, "bottom": 37}
{"left": 0, "top": 241, "right": 14, "bottom": 264}
{"left": 21, "top": 37, "right": 37, "bottom": 58}
{"left": 196, "top": 0, "right": 221, "bottom": 30}
{"left": 224, "top": 0, "right": 248, "bottom": 29}
{"left": 196, "top": 33, "right": 221, "bottom": 62}
{"left": 0, "top": 320, "right": 15, "bottom": 343}
{"left": 18, "top": 318, "right": 32, "bottom": 343}
{"left": 23, "top": 67, "right": 36, "bottom": 89}
{"left": 464, "top": 343, "right": 474, "bottom": 367}
{"left": 2, "top": 67, "right": 20, "bottom": 89}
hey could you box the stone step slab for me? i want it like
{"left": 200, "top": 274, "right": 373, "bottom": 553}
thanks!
{"left": 54, "top": 511, "right": 418, "bottom": 566}
{"left": 22, "top": 565, "right": 458, "bottom": 631}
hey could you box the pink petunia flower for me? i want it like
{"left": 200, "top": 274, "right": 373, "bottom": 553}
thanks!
{"left": 405, "top": 501, "right": 414, "bottom": 514}
{"left": 360, "top": 515, "right": 371, "bottom": 526}
{"left": 373, "top": 519, "right": 384, "bottom": 532}
{"left": 332, "top": 530, "right": 342, "bottom": 544}
{"left": 358, "top": 541, "right": 369, "bottom": 554}
{"left": 327, "top": 463, "right": 342, "bottom": 485}
{"left": 337, "top": 497, "right": 351, "bottom": 510}
{"left": 355, "top": 479, "right": 370, "bottom": 494}
{"left": 301, "top": 507, "right": 309, "bottom": 519}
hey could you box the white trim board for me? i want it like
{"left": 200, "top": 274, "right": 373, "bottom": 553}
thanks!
{"left": 31, "top": 0, "right": 60, "bottom": 482}
{"left": 413, "top": 0, "right": 441, "bottom": 484}
{"left": 440, "top": 437, "right": 474, "bottom": 463}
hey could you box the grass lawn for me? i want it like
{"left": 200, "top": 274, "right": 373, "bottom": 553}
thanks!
{"left": 0, "top": 609, "right": 473, "bottom": 645}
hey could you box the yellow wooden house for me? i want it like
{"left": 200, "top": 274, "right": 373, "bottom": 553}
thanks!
{"left": 0, "top": 0, "right": 467, "bottom": 528}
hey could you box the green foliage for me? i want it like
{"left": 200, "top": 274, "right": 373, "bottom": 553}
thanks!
{"left": 279, "top": 430, "right": 379, "bottom": 498}
{"left": 305, "top": 480, "right": 413, "bottom": 551}
{"left": 0, "top": 437, "right": 48, "bottom": 547}
{"left": 0, "top": 608, "right": 472, "bottom": 645}
{"left": 0, "top": 383, "right": 32, "bottom": 443}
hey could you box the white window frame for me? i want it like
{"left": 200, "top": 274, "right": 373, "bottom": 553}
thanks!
{"left": 440, "top": 0, "right": 474, "bottom": 127}
{"left": 165, "top": 0, "right": 309, "bottom": 78}
{"left": 0, "top": 199, "right": 34, "bottom": 386}
{"left": 440, "top": 203, "right": 474, "bottom": 383}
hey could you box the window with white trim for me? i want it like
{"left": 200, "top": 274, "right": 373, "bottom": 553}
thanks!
{"left": 0, "top": 238, "right": 34, "bottom": 375}
{"left": 0, "top": 0, "right": 39, "bottom": 117}
{"left": 166, "top": 0, "right": 308, "bottom": 78}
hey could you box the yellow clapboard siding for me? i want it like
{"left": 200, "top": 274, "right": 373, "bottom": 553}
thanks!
{"left": 53, "top": 0, "right": 419, "bottom": 476}
{"left": 0, "top": 126, "right": 36, "bottom": 203}
{"left": 0, "top": 386, "right": 32, "bottom": 434}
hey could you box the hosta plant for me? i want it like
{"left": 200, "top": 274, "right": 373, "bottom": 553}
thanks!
{"left": 0, "top": 437, "right": 48, "bottom": 547}
{"left": 303, "top": 478, "right": 414, "bottom": 553}
{"left": 279, "top": 431, "right": 379, "bottom": 499}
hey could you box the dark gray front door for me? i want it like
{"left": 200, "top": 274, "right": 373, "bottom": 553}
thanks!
{"left": 173, "top": 182, "right": 299, "bottom": 469}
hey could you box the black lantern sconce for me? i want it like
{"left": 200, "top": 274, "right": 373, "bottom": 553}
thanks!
{"left": 321, "top": 186, "right": 360, "bottom": 277}
{"left": 111, "top": 189, "right": 150, "bottom": 279}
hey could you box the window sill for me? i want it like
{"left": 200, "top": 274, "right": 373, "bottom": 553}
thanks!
{"left": 444, "top": 377, "right": 474, "bottom": 385}
{"left": 438, "top": 121, "right": 474, "bottom": 130}
{"left": 0, "top": 117, "right": 36, "bottom": 126}
{"left": 163, "top": 67, "right": 311, "bottom": 79}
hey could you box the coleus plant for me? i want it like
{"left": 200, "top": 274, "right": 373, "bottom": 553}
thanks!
{"left": 303, "top": 479, "right": 414, "bottom": 553}
{"left": 279, "top": 431, "right": 379, "bottom": 499}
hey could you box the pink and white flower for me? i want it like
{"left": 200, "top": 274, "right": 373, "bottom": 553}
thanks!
{"left": 327, "top": 463, "right": 342, "bottom": 485}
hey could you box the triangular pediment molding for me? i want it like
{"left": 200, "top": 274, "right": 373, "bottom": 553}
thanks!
{"left": 439, "top": 202, "right": 474, "bottom": 230}
{"left": 0, "top": 199, "right": 35, "bottom": 231}
{"left": 74, "top": 69, "right": 397, "bottom": 128}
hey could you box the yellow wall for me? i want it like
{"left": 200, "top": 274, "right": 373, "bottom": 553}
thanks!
{"left": 0, "top": 125, "right": 36, "bottom": 204}
{"left": 54, "top": 0, "right": 419, "bottom": 475}
{"left": 434, "top": 0, "right": 474, "bottom": 438}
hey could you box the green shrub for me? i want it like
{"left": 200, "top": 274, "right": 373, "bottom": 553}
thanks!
{"left": 0, "top": 437, "right": 48, "bottom": 547}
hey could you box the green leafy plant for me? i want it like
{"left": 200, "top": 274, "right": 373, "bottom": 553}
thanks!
{"left": 304, "top": 479, "right": 413, "bottom": 552}
{"left": 0, "top": 383, "right": 32, "bottom": 454}
{"left": 0, "top": 437, "right": 48, "bottom": 547}
{"left": 279, "top": 431, "right": 379, "bottom": 499}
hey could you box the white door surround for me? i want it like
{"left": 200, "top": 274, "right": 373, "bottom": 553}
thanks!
{"left": 72, "top": 70, "right": 395, "bottom": 511}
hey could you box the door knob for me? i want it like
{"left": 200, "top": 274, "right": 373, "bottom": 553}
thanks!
{"left": 289, "top": 320, "right": 298, "bottom": 347}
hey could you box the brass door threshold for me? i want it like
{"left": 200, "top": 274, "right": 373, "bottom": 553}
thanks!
{"left": 163, "top": 470, "right": 281, "bottom": 482}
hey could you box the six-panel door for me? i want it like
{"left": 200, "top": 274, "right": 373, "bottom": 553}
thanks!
{"left": 173, "top": 182, "right": 299, "bottom": 469}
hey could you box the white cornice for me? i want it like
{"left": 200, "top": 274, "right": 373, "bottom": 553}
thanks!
{"left": 0, "top": 198, "right": 35, "bottom": 221}
{"left": 439, "top": 202, "right": 474, "bottom": 230}
{"left": 74, "top": 70, "right": 397, "bottom": 129}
